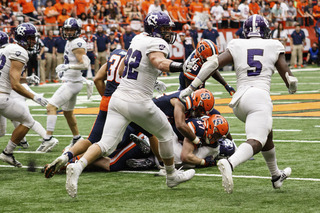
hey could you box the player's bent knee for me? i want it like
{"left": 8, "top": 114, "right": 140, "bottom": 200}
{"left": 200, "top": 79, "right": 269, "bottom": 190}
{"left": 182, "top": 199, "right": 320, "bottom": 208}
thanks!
{"left": 47, "top": 104, "right": 58, "bottom": 114}
{"left": 21, "top": 119, "right": 35, "bottom": 129}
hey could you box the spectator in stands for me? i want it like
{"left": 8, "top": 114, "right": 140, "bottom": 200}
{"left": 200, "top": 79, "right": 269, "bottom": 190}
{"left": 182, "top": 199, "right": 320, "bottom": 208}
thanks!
{"left": 179, "top": 0, "right": 191, "bottom": 25}
{"left": 286, "top": 0, "right": 297, "bottom": 27}
{"left": 305, "top": 0, "right": 315, "bottom": 26}
{"left": 238, "top": 0, "right": 250, "bottom": 27}
{"left": 313, "top": 1, "right": 320, "bottom": 21}
{"left": 160, "top": 3, "right": 169, "bottom": 16}
{"left": 54, "top": 0, "right": 72, "bottom": 15}
{"left": 82, "top": 26, "right": 97, "bottom": 78}
{"left": 211, "top": 1, "right": 224, "bottom": 29}
{"left": 141, "top": 0, "right": 152, "bottom": 18}
{"left": 2, "top": 7, "right": 13, "bottom": 26}
{"left": 296, "top": 0, "right": 308, "bottom": 26}
{"left": 9, "top": 0, "right": 19, "bottom": 13}
{"left": 129, "top": 6, "right": 143, "bottom": 32}
{"left": 189, "top": 0, "right": 203, "bottom": 19}
{"left": 290, "top": 24, "right": 306, "bottom": 68}
{"left": 168, "top": 0, "right": 182, "bottom": 30}
{"left": 96, "top": 7, "right": 108, "bottom": 30}
{"left": 121, "top": 25, "right": 136, "bottom": 50}
{"left": 57, "top": 8, "right": 70, "bottom": 29}
{"left": 272, "top": 22, "right": 287, "bottom": 47}
{"left": 74, "top": 0, "right": 91, "bottom": 17}
{"left": 249, "top": 0, "right": 260, "bottom": 15}
{"left": 148, "top": 0, "right": 161, "bottom": 14}
{"left": 222, "top": 3, "right": 231, "bottom": 28}
{"left": 44, "top": 0, "right": 59, "bottom": 34}
{"left": 201, "top": 21, "right": 220, "bottom": 50}
{"left": 306, "top": 42, "right": 319, "bottom": 65}
{"left": 261, "top": 3, "right": 272, "bottom": 24}
{"left": 53, "top": 29, "right": 67, "bottom": 67}
{"left": 18, "top": 0, "right": 36, "bottom": 19}
{"left": 106, "top": 0, "right": 120, "bottom": 22}
{"left": 44, "top": 30, "right": 58, "bottom": 83}
{"left": 95, "top": 25, "right": 110, "bottom": 73}
{"left": 271, "top": 2, "right": 284, "bottom": 25}
{"left": 189, "top": 21, "right": 198, "bottom": 47}
{"left": 230, "top": 3, "right": 242, "bottom": 28}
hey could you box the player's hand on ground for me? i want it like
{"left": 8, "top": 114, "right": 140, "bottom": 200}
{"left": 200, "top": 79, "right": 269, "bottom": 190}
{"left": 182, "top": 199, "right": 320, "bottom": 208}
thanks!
{"left": 33, "top": 94, "right": 48, "bottom": 107}
{"left": 224, "top": 84, "right": 235, "bottom": 96}
{"left": 183, "top": 58, "right": 199, "bottom": 73}
{"left": 26, "top": 73, "right": 40, "bottom": 84}
{"left": 154, "top": 80, "right": 167, "bottom": 93}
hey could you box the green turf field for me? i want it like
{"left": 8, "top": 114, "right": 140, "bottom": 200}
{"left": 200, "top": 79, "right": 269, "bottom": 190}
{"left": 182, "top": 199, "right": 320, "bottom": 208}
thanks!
{"left": 0, "top": 67, "right": 319, "bottom": 212}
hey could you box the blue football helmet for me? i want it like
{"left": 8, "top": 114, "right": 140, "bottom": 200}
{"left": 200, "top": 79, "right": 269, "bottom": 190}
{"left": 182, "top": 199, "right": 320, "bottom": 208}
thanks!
{"left": 243, "top": 14, "right": 271, "bottom": 39}
{"left": 144, "top": 11, "right": 176, "bottom": 44}
{"left": 62, "top": 18, "right": 82, "bottom": 40}
{"left": 218, "top": 138, "right": 236, "bottom": 158}
{"left": 0, "top": 31, "right": 9, "bottom": 47}
{"left": 14, "top": 23, "right": 39, "bottom": 51}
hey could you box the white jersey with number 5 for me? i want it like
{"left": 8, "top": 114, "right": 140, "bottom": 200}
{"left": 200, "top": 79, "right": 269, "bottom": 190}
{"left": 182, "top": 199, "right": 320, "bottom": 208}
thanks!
{"left": 116, "top": 33, "right": 170, "bottom": 101}
{"left": 0, "top": 44, "right": 28, "bottom": 94}
{"left": 62, "top": 37, "right": 87, "bottom": 82}
{"left": 227, "top": 38, "right": 284, "bottom": 92}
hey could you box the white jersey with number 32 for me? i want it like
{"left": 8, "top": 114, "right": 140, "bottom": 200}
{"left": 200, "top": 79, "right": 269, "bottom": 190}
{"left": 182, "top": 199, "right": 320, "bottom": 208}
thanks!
{"left": 116, "top": 33, "right": 170, "bottom": 101}
{"left": 227, "top": 38, "right": 284, "bottom": 92}
{"left": 0, "top": 44, "right": 28, "bottom": 93}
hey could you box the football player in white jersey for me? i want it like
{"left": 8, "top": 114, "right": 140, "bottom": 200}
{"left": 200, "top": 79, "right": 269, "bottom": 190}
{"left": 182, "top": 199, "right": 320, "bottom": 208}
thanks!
{"left": 38, "top": 18, "right": 90, "bottom": 152}
{"left": 180, "top": 15, "right": 298, "bottom": 193}
{"left": 65, "top": 11, "right": 195, "bottom": 198}
{"left": 0, "top": 25, "right": 48, "bottom": 167}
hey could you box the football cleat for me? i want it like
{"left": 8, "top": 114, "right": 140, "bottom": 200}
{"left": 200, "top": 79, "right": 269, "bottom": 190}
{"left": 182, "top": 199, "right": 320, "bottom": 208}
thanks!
{"left": 36, "top": 136, "right": 59, "bottom": 152}
{"left": 44, "top": 154, "right": 69, "bottom": 178}
{"left": 217, "top": 159, "right": 234, "bottom": 194}
{"left": 166, "top": 168, "right": 195, "bottom": 188}
{"left": 65, "top": 136, "right": 83, "bottom": 150}
{"left": 0, "top": 151, "right": 22, "bottom": 168}
{"left": 66, "top": 163, "right": 82, "bottom": 198}
{"left": 126, "top": 156, "right": 155, "bottom": 170}
{"left": 18, "top": 140, "right": 29, "bottom": 149}
{"left": 129, "top": 134, "right": 151, "bottom": 154}
{"left": 272, "top": 167, "right": 292, "bottom": 189}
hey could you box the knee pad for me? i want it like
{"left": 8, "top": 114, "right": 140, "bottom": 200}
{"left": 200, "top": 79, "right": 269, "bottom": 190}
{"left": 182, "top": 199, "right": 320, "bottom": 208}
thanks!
{"left": 20, "top": 117, "right": 35, "bottom": 129}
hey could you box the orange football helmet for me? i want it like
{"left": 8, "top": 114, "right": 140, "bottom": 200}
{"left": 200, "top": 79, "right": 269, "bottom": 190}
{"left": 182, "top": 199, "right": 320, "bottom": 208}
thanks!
{"left": 194, "top": 39, "right": 219, "bottom": 66}
{"left": 204, "top": 114, "right": 229, "bottom": 144}
{"left": 185, "top": 88, "right": 215, "bottom": 115}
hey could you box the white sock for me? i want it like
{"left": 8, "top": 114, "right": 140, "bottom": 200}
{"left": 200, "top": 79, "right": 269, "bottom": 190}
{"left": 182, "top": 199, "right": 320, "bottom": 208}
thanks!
{"left": 77, "top": 157, "right": 88, "bottom": 172}
{"left": 32, "top": 121, "right": 47, "bottom": 138}
{"left": 165, "top": 164, "right": 175, "bottom": 176}
{"left": 46, "top": 114, "right": 57, "bottom": 132}
{"left": 228, "top": 142, "right": 254, "bottom": 169}
{"left": 73, "top": 135, "right": 81, "bottom": 139}
{"left": 261, "top": 147, "right": 281, "bottom": 178}
{"left": 4, "top": 140, "right": 17, "bottom": 154}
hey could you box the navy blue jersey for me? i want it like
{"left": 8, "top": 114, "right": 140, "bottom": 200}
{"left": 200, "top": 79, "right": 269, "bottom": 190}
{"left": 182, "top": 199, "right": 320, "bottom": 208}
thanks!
{"left": 173, "top": 117, "right": 205, "bottom": 141}
{"left": 104, "top": 49, "right": 127, "bottom": 97}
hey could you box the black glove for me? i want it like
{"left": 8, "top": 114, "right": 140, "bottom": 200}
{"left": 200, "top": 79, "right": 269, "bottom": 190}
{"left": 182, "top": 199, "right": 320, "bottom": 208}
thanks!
{"left": 204, "top": 155, "right": 217, "bottom": 167}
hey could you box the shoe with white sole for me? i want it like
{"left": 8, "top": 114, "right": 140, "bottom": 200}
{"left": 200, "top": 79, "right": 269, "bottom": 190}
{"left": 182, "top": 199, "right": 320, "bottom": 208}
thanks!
{"left": 66, "top": 163, "right": 82, "bottom": 198}
{"left": 36, "top": 137, "right": 59, "bottom": 152}
{"left": 44, "top": 154, "right": 69, "bottom": 178}
{"left": 129, "top": 134, "right": 151, "bottom": 154}
{"left": 0, "top": 151, "right": 22, "bottom": 168}
{"left": 18, "top": 140, "right": 29, "bottom": 149}
{"left": 166, "top": 168, "right": 195, "bottom": 188}
{"left": 272, "top": 167, "right": 292, "bottom": 189}
{"left": 217, "top": 159, "right": 234, "bottom": 194}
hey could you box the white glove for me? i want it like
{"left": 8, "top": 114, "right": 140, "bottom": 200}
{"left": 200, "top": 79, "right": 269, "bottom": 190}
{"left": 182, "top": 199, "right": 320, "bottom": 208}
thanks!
{"left": 179, "top": 86, "right": 195, "bottom": 103}
{"left": 285, "top": 72, "right": 298, "bottom": 94}
{"left": 26, "top": 74, "right": 40, "bottom": 84}
{"left": 154, "top": 80, "right": 167, "bottom": 93}
{"left": 183, "top": 58, "right": 199, "bottom": 73}
{"left": 33, "top": 94, "right": 48, "bottom": 107}
{"left": 56, "top": 64, "right": 69, "bottom": 73}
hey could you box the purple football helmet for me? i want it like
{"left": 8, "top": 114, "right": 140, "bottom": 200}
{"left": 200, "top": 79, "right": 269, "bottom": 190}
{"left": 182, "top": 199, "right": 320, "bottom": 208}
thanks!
{"left": 243, "top": 14, "right": 271, "bottom": 39}
{"left": 62, "top": 18, "right": 82, "bottom": 40}
{"left": 0, "top": 31, "right": 9, "bottom": 47}
{"left": 218, "top": 138, "right": 236, "bottom": 158}
{"left": 144, "top": 11, "right": 176, "bottom": 44}
{"left": 14, "top": 23, "right": 39, "bottom": 51}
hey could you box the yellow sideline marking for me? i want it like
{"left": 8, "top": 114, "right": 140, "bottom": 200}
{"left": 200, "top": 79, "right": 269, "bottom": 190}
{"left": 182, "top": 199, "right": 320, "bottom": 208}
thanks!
{"left": 73, "top": 94, "right": 320, "bottom": 117}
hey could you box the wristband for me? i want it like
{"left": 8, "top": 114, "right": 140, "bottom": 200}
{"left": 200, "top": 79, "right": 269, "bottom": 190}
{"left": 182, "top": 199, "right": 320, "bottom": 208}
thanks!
{"left": 200, "top": 159, "right": 205, "bottom": 166}
{"left": 192, "top": 137, "right": 200, "bottom": 145}
{"left": 169, "top": 62, "right": 183, "bottom": 72}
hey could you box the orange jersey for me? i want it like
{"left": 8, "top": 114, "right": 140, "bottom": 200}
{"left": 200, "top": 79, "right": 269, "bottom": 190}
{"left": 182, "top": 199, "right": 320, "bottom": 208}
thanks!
{"left": 9, "top": 2, "right": 20, "bottom": 12}
{"left": 179, "top": 6, "right": 189, "bottom": 23}
{"left": 18, "top": 0, "right": 35, "bottom": 14}
{"left": 54, "top": 2, "right": 72, "bottom": 14}
{"left": 296, "top": 1, "right": 307, "bottom": 17}
{"left": 249, "top": 2, "right": 260, "bottom": 14}
{"left": 74, "top": 0, "right": 91, "bottom": 16}
{"left": 190, "top": 2, "right": 203, "bottom": 14}
{"left": 44, "top": 6, "right": 58, "bottom": 23}
{"left": 313, "top": 5, "right": 320, "bottom": 18}
{"left": 57, "top": 14, "right": 70, "bottom": 26}
{"left": 99, "top": 96, "right": 111, "bottom": 111}
{"left": 167, "top": 4, "right": 180, "bottom": 20}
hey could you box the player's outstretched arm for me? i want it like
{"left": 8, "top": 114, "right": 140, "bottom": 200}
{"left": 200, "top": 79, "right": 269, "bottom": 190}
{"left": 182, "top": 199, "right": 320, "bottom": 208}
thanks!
{"left": 149, "top": 51, "right": 184, "bottom": 73}
{"left": 275, "top": 53, "right": 298, "bottom": 94}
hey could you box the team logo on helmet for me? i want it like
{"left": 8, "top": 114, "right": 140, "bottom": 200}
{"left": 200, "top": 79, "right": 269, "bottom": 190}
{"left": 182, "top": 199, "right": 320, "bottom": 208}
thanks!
{"left": 77, "top": 42, "right": 82, "bottom": 47}
{"left": 16, "top": 26, "right": 26, "bottom": 36}
{"left": 159, "top": 44, "right": 165, "bottom": 50}
{"left": 147, "top": 14, "right": 158, "bottom": 27}
{"left": 15, "top": 51, "right": 21, "bottom": 56}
